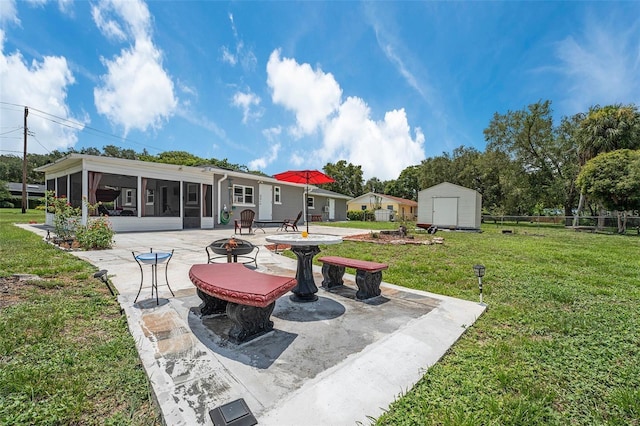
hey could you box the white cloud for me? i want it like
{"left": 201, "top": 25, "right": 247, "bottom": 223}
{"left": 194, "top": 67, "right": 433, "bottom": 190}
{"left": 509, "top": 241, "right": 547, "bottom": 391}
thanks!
{"left": 262, "top": 126, "right": 282, "bottom": 141}
{"left": 555, "top": 17, "right": 640, "bottom": 112}
{"left": 92, "top": 0, "right": 177, "bottom": 135}
{"left": 220, "top": 12, "right": 257, "bottom": 71}
{"left": 232, "top": 90, "right": 262, "bottom": 124}
{"left": 248, "top": 142, "right": 280, "bottom": 171}
{"left": 321, "top": 97, "right": 424, "bottom": 180}
{"left": 248, "top": 127, "right": 282, "bottom": 170}
{"left": 267, "top": 49, "right": 343, "bottom": 137}
{"left": 0, "top": 29, "right": 86, "bottom": 154}
{"left": 290, "top": 152, "right": 304, "bottom": 167}
{"left": 266, "top": 49, "right": 424, "bottom": 180}
{"left": 221, "top": 46, "right": 237, "bottom": 66}
{"left": 0, "top": 0, "right": 19, "bottom": 24}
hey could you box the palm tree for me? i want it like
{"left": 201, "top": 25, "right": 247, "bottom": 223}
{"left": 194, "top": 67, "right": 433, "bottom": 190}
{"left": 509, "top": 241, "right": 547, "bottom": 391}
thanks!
{"left": 573, "top": 104, "right": 640, "bottom": 226}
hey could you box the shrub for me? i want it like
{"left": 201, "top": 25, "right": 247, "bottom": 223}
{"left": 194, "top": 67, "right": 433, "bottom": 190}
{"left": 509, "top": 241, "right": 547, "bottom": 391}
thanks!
{"left": 347, "top": 210, "right": 376, "bottom": 221}
{"left": 46, "top": 191, "right": 80, "bottom": 241}
{"left": 75, "top": 217, "right": 115, "bottom": 249}
{"left": 347, "top": 210, "right": 364, "bottom": 221}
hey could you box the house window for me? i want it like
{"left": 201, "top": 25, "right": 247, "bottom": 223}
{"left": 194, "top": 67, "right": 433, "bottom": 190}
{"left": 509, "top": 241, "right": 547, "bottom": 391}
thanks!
{"left": 233, "top": 185, "right": 254, "bottom": 205}
{"left": 187, "top": 184, "right": 198, "bottom": 204}
{"left": 124, "top": 189, "right": 134, "bottom": 206}
{"left": 274, "top": 186, "right": 281, "bottom": 204}
{"left": 307, "top": 196, "right": 315, "bottom": 209}
{"left": 387, "top": 205, "right": 394, "bottom": 210}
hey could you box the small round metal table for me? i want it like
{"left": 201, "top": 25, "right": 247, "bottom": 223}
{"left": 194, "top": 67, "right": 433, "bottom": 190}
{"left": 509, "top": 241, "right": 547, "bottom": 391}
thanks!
{"left": 132, "top": 249, "right": 175, "bottom": 305}
{"left": 265, "top": 234, "right": 342, "bottom": 302}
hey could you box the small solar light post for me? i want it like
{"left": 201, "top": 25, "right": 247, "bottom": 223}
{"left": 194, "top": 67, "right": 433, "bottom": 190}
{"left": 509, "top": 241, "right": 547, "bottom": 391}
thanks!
{"left": 473, "top": 264, "right": 486, "bottom": 306}
{"left": 94, "top": 269, "right": 115, "bottom": 296}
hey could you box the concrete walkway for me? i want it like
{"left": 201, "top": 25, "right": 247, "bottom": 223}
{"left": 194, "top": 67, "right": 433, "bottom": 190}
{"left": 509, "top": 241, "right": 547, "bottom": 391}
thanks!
{"left": 22, "top": 224, "right": 486, "bottom": 425}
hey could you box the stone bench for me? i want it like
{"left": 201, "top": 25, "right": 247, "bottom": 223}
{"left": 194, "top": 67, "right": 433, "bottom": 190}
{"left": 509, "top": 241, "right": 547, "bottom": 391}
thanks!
{"left": 318, "top": 256, "right": 389, "bottom": 300}
{"left": 188, "top": 263, "right": 296, "bottom": 343}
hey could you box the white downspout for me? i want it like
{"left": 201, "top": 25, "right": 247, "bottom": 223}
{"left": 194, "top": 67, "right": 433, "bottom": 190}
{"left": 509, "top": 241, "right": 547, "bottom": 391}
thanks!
{"left": 217, "top": 173, "right": 228, "bottom": 224}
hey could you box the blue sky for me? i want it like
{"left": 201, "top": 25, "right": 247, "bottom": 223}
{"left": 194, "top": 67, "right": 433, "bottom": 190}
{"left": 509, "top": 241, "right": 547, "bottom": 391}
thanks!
{"left": 1, "top": 1, "right": 639, "bottom": 181}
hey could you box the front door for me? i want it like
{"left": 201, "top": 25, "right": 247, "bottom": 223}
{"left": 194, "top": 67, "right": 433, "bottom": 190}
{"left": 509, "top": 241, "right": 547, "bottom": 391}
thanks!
{"left": 328, "top": 198, "right": 335, "bottom": 220}
{"left": 259, "top": 184, "right": 272, "bottom": 220}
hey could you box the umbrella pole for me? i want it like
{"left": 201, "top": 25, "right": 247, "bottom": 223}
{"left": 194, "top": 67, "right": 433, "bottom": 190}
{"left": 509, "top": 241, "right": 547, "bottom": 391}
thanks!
{"left": 306, "top": 183, "right": 309, "bottom": 233}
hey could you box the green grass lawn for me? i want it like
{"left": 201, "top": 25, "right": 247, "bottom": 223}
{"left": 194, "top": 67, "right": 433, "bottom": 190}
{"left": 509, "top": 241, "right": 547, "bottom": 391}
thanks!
{"left": 1, "top": 211, "right": 638, "bottom": 425}
{"left": 315, "top": 221, "right": 640, "bottom": 425}
{"left": 0, "top": 209, "right": 160, "bottom": 425}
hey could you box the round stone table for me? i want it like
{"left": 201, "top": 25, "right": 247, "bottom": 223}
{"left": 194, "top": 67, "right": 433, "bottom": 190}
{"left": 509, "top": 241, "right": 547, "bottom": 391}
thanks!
{"left": 265, "top": 234, "right": 342, "bottom": 302}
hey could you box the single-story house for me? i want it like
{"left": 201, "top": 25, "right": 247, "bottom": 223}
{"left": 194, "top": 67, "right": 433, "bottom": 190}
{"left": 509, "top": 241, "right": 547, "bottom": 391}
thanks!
{"left": 5, "top": 182, "right": 46, "bottom": 209}
{"left": 35, "top": 154, "right": 349, "bottom": 232}
{"left": 7, "top": 182, "right": 47, "bottom": 199}
{"left": 347, "top": 192, "right": 418, "bottom": 221}
{"left": 417, "top": 182, "right": 482, "bottom": 230}
{"left": 307, "top": 187, "right": 352, "bottom": 222}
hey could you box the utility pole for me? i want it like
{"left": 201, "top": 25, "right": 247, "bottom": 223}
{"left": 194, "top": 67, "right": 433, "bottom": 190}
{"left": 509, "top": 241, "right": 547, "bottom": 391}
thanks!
{"left": 21, "top": 106, "right": 28, "bottom": 214}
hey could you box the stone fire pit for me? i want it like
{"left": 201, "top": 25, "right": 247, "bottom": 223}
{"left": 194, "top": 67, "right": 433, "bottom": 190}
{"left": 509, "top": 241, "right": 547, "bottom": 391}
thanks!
{"left": 206, "top": 238, "right": 259, "bottom": 266}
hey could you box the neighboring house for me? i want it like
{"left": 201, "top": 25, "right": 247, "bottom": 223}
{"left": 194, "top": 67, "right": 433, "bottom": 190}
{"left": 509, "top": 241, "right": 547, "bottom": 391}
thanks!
{"left": 417, "top": 182, "right": 482, "bottom": 230}
{"left": 35, "top": 154, "right": 349, "bottom": 232}
{"left": 307, "top": 187, "right": 351, "bottom": 222}
{"left": 347, "top": 192, "right": 418, "bottom": 221}
{"left": 7, "top": 182, "right": 46, "bottom": 199}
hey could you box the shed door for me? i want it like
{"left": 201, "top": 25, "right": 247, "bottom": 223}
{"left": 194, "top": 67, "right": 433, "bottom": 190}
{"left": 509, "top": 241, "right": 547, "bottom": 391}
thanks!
{"left": 433, "top": 197, "right": 458, "bottom": 227}
{"left": 328, "top": 198, "right": 335, "bottom": 220}
{"left": 259, "top": 184, "right": 272, "bottom": 220}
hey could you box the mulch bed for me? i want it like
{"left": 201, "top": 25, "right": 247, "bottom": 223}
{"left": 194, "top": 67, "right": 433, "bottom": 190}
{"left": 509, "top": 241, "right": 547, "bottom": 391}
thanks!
{"left": 265, "top": 243, "right": 291, "bottom": 252}
{"left": 343, "top": 233, "right": 443, "bottom": 245}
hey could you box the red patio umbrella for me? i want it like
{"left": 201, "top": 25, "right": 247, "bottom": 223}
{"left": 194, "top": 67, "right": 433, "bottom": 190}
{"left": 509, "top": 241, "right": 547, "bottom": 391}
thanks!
{"left": 273, "top": 170, "right": 335, "bottom": 233}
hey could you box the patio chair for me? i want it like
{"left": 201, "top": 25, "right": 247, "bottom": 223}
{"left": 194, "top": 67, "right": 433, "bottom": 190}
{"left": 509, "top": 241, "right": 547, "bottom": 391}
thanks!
{"left": 282, "top": 211, "right": 302, "bottom": 232}
{"left": 234, "top": 209, "right": 255, "bottom": 234}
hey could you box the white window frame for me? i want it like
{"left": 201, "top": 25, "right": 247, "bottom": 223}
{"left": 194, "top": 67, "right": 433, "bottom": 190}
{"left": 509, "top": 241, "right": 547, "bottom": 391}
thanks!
{"left": 186, "top": 183, "right": 198, "bottom": 205}
{"left": 233, "top": 184, "right": 255, "bottom": 205}
{"left": 274, "top": 186, "right": 281, "bottom": 204}
{"left": 146, "top": 188, "right": 155, "bottom": 205}
{"left": 124, "top": 188, "right": 134, "bottom": 206}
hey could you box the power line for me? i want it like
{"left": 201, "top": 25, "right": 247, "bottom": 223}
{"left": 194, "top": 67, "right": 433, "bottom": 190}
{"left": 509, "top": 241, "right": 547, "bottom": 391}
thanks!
{"left": 0, "top": 127, "right": 23, "bottom": 136}
{"left": 31, "top": 134, "right": 52, "bottom": 154}
{"left": 0, "top": 102, "right": 164, "bottom": 153}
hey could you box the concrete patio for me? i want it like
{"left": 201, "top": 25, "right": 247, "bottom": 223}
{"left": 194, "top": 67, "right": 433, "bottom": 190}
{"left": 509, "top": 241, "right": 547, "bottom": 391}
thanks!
{"left": 23, "top": 224, "right": 486, "bottom": 425}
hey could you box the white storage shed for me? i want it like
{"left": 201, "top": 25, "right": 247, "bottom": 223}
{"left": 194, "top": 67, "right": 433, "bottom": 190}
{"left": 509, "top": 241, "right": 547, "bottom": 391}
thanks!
{"left": 417, "top": 182, "right": 482, "bottom": 230}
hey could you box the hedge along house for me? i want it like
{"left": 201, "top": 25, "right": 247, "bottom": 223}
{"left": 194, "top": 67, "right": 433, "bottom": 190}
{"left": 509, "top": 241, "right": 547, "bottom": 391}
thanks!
{"left": 417, "top": 182, "right": 482, "bottom": 231}
{"left": 36, "top": 154, "right": 348, "bottom": 233}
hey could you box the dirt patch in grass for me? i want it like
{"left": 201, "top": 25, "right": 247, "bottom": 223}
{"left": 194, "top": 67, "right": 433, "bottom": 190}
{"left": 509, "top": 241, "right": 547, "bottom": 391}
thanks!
{"left": 0, "top": 275, "right": 43, "bottom": 308}
{"left": 344, "top": 232, "right": 444, "bottom": 245}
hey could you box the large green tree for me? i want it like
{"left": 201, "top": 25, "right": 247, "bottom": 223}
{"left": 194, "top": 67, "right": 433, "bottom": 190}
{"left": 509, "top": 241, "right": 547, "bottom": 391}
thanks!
{"left": 364, "top": 177, "right": 385, "bottom": 194}
{"left": 417, "top": 147, "right": 482, "bottom": 191}
{"left": 323, "top": 160, "right": 364, "bottom": 197}
{"left": 385, "top": 165, "right": 421, "bottom": 200}
{"left": 484, "top": 100, "right": 579, "bottom": 219}
{"left": 474, "top": 149, "right": 532, "bottom": 215}
{"left": 573, "top": 104, "right": 640, "bottom": 224}
{"left": 576, "top": 149, "right": 640, "bottom": 233}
